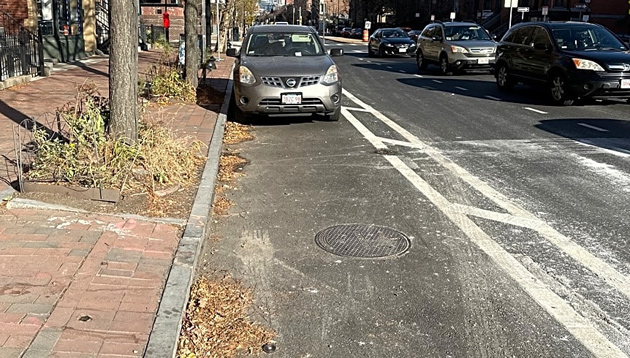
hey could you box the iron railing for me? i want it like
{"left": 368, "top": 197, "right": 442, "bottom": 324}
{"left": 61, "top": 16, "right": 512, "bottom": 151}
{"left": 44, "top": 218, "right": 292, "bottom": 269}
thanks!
{"left": 95, "top": 0, "right": 110, "bottom": 51}
{"left": 0, "top": 9, "right": 44, "bottom": 81}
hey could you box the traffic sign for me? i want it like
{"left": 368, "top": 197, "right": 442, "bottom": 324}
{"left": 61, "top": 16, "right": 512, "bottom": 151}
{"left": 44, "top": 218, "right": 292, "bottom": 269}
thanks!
{"left": 542, "top": 6, "right": 548, "bottom": 15}
{"left": 364, "top": 21, "right": 371, "bottom": 30}
{"left": 517, "top": 7, "right": 529, "bottom": 12}
{"left": 450, "top": 12, "right": 456, "bottom": 20}
{"left": 504, "top": 0, "right": 517, "bottom": 8}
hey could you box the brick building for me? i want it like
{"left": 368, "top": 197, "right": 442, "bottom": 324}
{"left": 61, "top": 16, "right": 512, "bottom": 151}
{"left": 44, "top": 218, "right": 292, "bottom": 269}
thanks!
{"left": 140, "top": 0, "right": 185, "bottom": 43}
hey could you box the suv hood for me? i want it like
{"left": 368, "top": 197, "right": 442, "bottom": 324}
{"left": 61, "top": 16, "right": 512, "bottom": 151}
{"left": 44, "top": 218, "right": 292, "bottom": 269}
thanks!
{"left": 241, "top": 55, "right": 334, "bottom": 76}
{"left": 452, "top": 40, "right": 497, "bottom": 48}
{"left": 564, "top": 49, "right": 630, "bottom": 64}
{"left": 382, "top": 38, "right": 415, "bottom": 45}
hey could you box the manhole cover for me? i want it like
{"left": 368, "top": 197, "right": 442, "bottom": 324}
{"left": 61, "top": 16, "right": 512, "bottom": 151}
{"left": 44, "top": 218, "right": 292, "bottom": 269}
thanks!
{"left": 315, "top": 224, "right": 411, "bottom": 259}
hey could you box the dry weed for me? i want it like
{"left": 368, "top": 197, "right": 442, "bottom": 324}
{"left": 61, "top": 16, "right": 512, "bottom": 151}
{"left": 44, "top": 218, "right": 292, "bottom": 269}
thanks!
{"left": 223, "top": 121, "right": 255, "bottom": 145}
{"left": 177, "top": 276, "right": 276, "bottom": 358}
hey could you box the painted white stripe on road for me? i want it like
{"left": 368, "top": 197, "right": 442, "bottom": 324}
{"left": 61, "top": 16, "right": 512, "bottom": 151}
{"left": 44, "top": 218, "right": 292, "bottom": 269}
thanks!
{"left": 485, "top": 95, "right": 502, "bottom": 101}
{"left": 432, "top": 80, "right": 443, "bottom": 84}
{"left": 353, "top": 50, "right": 363, "bottom": 53}
{"left": 414, "top": 74, "right": 423, "bottom": 78}
{"left": 399, "top": 70, "right": 407, "bottom": 73}
{"left": 383, "top": 155, "right": 626, "bottom": 358}
{"left": 578, "top": 123, "right": 608, "bottom": 132}
{"left": 386, "top": 66, "right": 393, "bottom": 69}
{"left": 344, "top": 106, "right": 372, "bottom": 112}
{"left": 340, "top": 107, "right": 387, "bottom": 151}
{"left": 577, "top": 141, "right": 630, "bottom": 158}
{"left": 455, "top": 86, "right": 468, "bottom": 91}
{"left": 378, "top": 137, "right": 424, "bottom": 148}
{"left": 524, "top": 107, "right": 548, "bottom": 114}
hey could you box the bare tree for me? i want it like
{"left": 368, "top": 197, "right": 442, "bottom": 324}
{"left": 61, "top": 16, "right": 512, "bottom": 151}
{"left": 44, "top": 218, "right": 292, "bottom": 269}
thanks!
{"left": 185, "top": 0, "right": 200, "bottom": 88}
{"left": 109, "top": 0, "right": 138, "bottom": 144}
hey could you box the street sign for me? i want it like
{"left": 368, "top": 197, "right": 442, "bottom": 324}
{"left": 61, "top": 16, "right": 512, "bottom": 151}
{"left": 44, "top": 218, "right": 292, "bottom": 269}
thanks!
{"left": 364, "top": 21, "right": 371, "bottom": 30}
{"left": 430, "top": 14, "right": 435, "bottom": 21}
{"left": 542, "top": 6, "right": 548, "bottom": 15}
{"left": 415, "top": 13, "right": 420, "bottom": 18}
{"left": 504, "top": 0, "right": 517, "bottom": 8}
{"left": 450, "top": 12, "right": 456, "bottom": 20}
{"left": 517, "top": 7, "right": 529, "bottom": 12}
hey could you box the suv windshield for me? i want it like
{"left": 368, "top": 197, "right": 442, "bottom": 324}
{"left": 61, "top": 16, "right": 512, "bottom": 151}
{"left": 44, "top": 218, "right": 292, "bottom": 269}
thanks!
{"left": 551, "top": 26, "right": 627, "bottom": 51}
{"left": 444, "top": 26, "right": 492, "bottom": 41}
{"left": 245, "top": 32, "right": 324, "bottom": 56}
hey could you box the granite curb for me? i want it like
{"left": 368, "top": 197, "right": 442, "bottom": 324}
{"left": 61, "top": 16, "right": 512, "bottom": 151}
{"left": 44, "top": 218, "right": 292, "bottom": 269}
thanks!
{"left": 145, "top": 65, "right": 235, "bottom": 357}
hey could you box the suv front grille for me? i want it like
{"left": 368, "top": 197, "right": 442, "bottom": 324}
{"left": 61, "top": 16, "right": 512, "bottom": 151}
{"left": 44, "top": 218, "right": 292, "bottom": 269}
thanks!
{"left": 607, "top": 64, "right": 630, "bottom": 72}
{"left": 261, "top": 76, "right": 322, "bottom": 88}
{"left": 469, "top": 47, "right": 495, "bottom": 55}
{"left": 260, "top": 98, "right": 324, "bottom": 105}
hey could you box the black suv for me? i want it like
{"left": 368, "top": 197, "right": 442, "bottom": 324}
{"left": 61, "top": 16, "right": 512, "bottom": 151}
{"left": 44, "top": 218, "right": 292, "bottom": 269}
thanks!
{"left": 495, "top": 22, "right": 630, "bottom": 105}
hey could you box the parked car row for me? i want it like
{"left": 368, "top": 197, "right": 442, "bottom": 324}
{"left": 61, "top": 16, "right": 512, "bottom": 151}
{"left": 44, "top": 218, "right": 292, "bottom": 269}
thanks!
{"left": 368, "top": 21, "right": 630, "bottom": 106}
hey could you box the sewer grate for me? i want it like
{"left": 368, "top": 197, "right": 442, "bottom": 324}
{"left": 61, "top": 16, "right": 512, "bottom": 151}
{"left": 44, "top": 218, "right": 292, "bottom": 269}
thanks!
{"left": 315, "top": 224, "right": 411, "bottom": 259}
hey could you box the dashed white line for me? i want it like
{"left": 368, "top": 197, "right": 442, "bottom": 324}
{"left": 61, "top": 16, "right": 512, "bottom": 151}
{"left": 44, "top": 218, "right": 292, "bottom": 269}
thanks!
{"left": 399, "top": 70, "right": 407, "bottom": 73}
{"left": 414, "top": 74, "right": 424, "bottom": 78}
{"left": 485, "top": 95, "right": 502, "bottom": 101}
{"left": 432, "top": 80, "right": 443, "bottom": 84}
{"left": 524, "top": 107, "right": 548, "bottom": 114}
{"left": 578, "top": 123, "right": 608, "bottom": 132}
{"left": 386, "top": 66, "right": 393, "bottom": 69}
{"left": 455, "top": 86, "right": 468, "bottom": 91}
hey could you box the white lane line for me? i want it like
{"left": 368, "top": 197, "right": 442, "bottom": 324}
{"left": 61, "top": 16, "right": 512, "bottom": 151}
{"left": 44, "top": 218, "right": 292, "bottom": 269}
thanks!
{"left": 378, "top": 137, "right": 424, "bottom": 148}
{"left": 343, "top": 90, "right": 425, "bottom": 148}
{"left": 375, "top": 63, "right": 382, "bottom": 66}
{"left": 386, "top": 66, "right": 393, "bottom": 69}
{"left": 414, "top": 74, "right": 423, "bottom": 78}
{"left": 340, "top": 107, "right": 387, "bottom": 151}
{"left": 353, "top": 50, "right": 363, "bottom": 53}
{"left": 524, "top": 107, "right": 548, "bottom": 114}
{"left": 455, "top": 86, "right": 468, "bottom": 91}
{"left": 344, "top": 106, "right": 372, "bottom": 112}
{"left": 383, "top": 156, "right": 625, "bottom": 358}
{"left": 432, "top": 80, "right": 443, "bottom": 84}
{"left": 577, "top": 141, "right": 630, "bottom": 158}
{"left": 485, "top": 95, "right": 502, "bottom": 101}
{"left": 399, "top": 70, "right": 407, "bottom": 73}
{"left": 578, "top": 123, "right": 609, "bottom": 132}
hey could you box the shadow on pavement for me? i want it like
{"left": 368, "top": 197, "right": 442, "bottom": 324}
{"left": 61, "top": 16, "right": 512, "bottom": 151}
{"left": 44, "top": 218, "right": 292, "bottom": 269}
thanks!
{"left": 535, "top": 118, "right": 630, "bottom": 155}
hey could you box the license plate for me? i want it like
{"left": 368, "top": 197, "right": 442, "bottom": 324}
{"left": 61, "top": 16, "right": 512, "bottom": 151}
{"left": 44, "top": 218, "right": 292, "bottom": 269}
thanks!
{"left": 621, "top": 79, "right": 630, "bottom": 89}
{"left": 398, "top": 48, "right": 407, "bottom": 53}
{"left": 281, "top": 93, "right": 302, "bottom": 105}
{"left": 478, "top": 58, "right": 490, "bottom": 64}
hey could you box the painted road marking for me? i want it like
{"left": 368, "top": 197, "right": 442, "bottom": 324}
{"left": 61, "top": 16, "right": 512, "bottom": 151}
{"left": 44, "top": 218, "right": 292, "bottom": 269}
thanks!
{"left": 578, "top": 123, "right": 608, "bottom": 132}
{"left": 455, "top": 86, "right": 468, "bottom": 91}
{"left": 399, "top": 70, "right": 406, "bottom": 73}
{"left": 386, "top": 66, "right": 393, "bottom": 69}
{"left": 414, "top": 74, "right": 423, "bottom": 78}
{"left": 524, "top": 107, "right": 548, "bottom": 114}
{"left": 342, "top": 88, "right": 630, "bottom": 358}
{"left": 485, "top": 95, "right": 502, "bottom": 101}
{"left": 432, "top": 80, "right": 443, "bottom": 84}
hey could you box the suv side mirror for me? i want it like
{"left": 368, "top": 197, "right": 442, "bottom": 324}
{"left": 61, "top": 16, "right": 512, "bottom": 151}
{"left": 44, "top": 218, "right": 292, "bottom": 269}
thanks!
{"left": 329, "top": 48, "right": 344, "bottom": 56}
{"left": 226, "top": 48, "right": 238, "bottom": 57}
{"left": 533, "top": 42, "right": 550, "bottom": 51}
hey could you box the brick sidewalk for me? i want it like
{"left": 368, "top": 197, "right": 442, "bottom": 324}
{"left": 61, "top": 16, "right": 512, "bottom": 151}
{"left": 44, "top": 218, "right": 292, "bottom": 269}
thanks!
{"left": 0, "top": 52, "right": 234, "bottom": 357}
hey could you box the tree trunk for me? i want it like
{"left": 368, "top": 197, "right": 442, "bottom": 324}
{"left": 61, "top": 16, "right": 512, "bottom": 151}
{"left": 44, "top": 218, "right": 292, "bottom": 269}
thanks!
{"left": 185, "top": 0, "right": 200, "bottom": 89}
{"left": 109, "top": 0, "right": 138, "bottom": 144}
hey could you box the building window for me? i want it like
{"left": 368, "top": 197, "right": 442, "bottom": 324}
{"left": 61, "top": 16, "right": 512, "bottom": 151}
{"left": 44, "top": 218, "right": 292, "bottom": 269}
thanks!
{"left": 37, "top": 0, "right": 83, "bottom": 36}
{"left": 554, "top": 0, "right": 563, "bottom": 7}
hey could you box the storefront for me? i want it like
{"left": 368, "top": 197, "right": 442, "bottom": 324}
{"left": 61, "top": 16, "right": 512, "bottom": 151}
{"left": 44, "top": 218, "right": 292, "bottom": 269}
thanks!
{"left": 36, "top": 0, "right": 96, "bottom": 62}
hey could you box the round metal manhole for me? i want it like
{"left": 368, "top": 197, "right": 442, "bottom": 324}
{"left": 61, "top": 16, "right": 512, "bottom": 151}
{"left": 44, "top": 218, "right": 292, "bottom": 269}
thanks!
{"left": 315, "top": 224, "right": 411, "bottom": 259}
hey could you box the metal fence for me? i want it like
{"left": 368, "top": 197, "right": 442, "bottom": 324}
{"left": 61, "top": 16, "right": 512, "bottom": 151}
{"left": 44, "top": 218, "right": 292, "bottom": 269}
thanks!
{"left": 0, "top": 9, "right": 44, "bottom": 82}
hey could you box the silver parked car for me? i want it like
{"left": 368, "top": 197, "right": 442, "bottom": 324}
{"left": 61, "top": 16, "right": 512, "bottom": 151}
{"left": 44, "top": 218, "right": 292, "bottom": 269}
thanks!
{"left": 226, "top": 25, "right": 344, "bottom": 121}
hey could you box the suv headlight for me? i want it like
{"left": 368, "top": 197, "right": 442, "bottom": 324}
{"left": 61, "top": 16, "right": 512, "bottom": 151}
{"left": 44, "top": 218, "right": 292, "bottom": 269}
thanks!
{"left": 450, "top": 45, "right": 469, "bottom": 53}
{"left": 572, "top": 58, "right": 605, "bottom": 71}
{"left": 238, "top": 66, "right": 256, "bottom": 84}
{"left": 384, "top": 43, "right": 394, "bottom": 47}
{"left": 321, "top": 65, "right": 339, "bottom": 85}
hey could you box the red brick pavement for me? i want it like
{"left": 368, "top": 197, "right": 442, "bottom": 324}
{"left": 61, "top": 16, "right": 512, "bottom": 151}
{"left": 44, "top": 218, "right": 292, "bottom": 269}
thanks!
{"left": 0, "top": 52, "right": 234, "bottom": 356}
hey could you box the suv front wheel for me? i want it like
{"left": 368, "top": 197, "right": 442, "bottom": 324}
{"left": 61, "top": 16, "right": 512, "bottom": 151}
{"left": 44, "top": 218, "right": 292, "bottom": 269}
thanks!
{"left": 549, "top": 73, "right": 574, "bottom": 106}
{"left": 496, "top": 63, "right": 515, "bottom": 91}
{"left": 439, "top": 55, "right": 451, "bottom": 75}
{"left": 416, "top": 50, "right": 427, "bottom": 71}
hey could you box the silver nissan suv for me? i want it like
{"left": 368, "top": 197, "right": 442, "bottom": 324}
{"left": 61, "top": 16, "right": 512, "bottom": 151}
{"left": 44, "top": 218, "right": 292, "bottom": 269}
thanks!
{"left": 416, "top": 21, "right": 497, "bottom": 75}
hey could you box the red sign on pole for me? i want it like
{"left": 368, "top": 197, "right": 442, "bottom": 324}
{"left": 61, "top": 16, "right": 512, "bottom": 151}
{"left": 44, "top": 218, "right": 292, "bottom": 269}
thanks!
{"left": 163, "top": 11, "right": 170, "bottom": 29}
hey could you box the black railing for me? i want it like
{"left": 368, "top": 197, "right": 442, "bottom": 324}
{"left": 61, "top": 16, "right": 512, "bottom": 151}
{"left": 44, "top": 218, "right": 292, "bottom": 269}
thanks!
{"left": 0, "top": 9, "right": 44, "bottom": 81}
{"left": 95, "top": 0, "right": 110, "bottom": 51}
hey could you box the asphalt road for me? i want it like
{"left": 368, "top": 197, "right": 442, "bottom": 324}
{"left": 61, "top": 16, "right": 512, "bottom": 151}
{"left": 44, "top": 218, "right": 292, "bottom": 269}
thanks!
{"left": 201, "top": 41, "right": 630, "bottom": 357}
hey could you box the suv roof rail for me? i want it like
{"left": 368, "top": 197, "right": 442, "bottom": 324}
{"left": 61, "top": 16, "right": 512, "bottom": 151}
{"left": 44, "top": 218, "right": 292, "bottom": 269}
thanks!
{"left": 462, "top": 19, "right": 478, "bottom": 24}
{"left": 432, "top": 20, "right": 443, "bottom": 24}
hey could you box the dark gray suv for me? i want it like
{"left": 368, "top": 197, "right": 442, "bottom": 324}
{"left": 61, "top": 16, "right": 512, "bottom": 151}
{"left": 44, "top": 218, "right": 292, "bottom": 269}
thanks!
{"left": 416, "top": 21, "right": 497, "bottom": 75}
{"left": 495, "top": 22, "right": 630, "bottom": 105}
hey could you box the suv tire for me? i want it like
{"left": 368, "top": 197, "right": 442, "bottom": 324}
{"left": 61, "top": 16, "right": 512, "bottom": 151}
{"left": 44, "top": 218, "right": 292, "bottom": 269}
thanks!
{"left": 439, "top": 55, "right": 451, "bottom": 75}
{"left": 496, "top": 63, "right": 515, "bottom": 91}
{"left": 416, "top": 50, "right": 427, "bottom": 71}
{"left": 367, "top": 45, "right": 374, "bottom": 57}
{"left": 379, "top": 47, "right": 385, "bottom": 57}
{"left": 326, "top": 107, "right": 341, "bottom": 121}
{"left": 549, "top": 73, "right": 574, "bottom": 106}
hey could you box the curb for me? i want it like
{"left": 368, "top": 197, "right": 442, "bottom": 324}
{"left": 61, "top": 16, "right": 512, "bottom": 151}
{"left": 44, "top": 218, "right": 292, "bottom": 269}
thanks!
{"left": 145, "top": 67, "right": 234, "bottom": 357}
